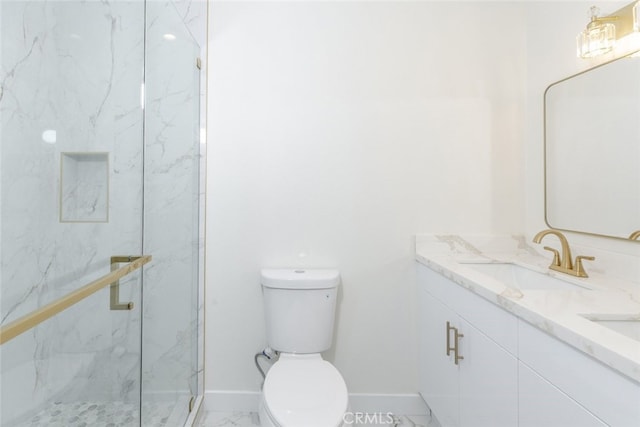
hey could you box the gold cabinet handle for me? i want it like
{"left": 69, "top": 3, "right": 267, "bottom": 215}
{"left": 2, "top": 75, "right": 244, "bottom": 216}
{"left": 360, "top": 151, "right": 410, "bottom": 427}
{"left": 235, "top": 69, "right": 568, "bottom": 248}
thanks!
{"left": 446, "top": 321, "right": 455, "bottom": 356}
{"left": 454, "top": 328, "right": 464, "bottom": 365}
{"left": 447, "top": 321, "right": 464, "bottom": 364}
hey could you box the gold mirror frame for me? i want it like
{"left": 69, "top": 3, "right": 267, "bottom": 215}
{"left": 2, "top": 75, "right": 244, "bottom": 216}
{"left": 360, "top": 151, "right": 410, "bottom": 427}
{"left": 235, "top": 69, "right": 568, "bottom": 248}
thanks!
{"left": 543, "top": 49, "right": 640, "bottom": 242}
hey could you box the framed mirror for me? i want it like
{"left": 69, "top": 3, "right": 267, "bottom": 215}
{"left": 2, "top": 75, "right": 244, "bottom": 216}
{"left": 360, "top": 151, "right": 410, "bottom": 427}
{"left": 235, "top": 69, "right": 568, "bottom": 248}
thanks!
{"left": 544, "top": 50, "right": 640, "bottom": 241}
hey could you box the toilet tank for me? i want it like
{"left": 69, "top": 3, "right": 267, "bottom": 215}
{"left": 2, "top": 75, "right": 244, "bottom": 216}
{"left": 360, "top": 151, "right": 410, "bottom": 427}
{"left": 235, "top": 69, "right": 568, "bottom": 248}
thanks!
{"left": 261, "top": 269, "right": 340, "bottom": 354}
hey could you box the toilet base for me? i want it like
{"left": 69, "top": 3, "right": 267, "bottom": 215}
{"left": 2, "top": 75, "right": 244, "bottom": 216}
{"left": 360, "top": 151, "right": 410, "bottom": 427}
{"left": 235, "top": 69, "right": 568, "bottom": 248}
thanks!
{"left": 259, "top": 394, "right": 350, "bottom": 427}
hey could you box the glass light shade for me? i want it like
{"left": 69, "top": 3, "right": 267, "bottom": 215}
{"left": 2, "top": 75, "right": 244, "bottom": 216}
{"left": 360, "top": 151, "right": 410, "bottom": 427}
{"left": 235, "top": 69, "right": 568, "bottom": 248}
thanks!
{"left": 577, "top": 22, "right": 616, "bottom": 58}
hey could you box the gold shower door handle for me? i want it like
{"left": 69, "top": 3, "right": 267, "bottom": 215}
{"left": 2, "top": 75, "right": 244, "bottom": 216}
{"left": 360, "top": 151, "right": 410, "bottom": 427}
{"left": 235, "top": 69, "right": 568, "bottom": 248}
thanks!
{"left": 1, "top": 255, "right": 151, "bottom": 345}
{"left": 110, "top": 256, "right": 144, "bottom": 310}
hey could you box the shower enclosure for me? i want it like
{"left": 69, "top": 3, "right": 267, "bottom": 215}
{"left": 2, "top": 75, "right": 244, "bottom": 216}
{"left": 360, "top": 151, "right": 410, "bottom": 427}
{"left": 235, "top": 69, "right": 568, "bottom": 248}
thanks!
{"left": 0, "top": 1, "right": 206, "bottom": 425}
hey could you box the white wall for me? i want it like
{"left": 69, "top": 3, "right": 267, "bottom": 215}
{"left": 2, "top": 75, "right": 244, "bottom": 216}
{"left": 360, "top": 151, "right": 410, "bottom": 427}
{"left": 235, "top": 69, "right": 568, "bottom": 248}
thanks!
{"left": 206, "top": 1, "right": 527, "bottom": 395}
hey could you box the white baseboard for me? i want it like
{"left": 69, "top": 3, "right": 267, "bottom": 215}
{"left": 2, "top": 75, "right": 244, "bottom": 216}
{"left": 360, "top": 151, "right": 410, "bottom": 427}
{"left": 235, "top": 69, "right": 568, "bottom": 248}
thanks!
{"left": 204, "top": 390, "right": 261, "bottom": 412}
{"left": 204, "top": 390, "right": 429, "bottom": 416}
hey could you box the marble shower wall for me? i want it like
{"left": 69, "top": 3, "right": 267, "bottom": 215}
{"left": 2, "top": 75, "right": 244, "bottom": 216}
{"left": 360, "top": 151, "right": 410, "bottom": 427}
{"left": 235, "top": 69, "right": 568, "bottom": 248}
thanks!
{"left": 1, "top": 0, "right": 207, "bottom": 425}
{"left": 0, "top": 1, "right": 147, "bottom": 424}
{"left": 141, "top": 0, "right": 205, "bottom": 415}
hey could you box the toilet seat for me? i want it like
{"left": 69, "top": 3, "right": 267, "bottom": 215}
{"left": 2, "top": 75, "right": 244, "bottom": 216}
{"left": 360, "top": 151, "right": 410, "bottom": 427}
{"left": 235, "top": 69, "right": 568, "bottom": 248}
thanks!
{"left": 263, "top": 354, "right": 348, "bottom": 427}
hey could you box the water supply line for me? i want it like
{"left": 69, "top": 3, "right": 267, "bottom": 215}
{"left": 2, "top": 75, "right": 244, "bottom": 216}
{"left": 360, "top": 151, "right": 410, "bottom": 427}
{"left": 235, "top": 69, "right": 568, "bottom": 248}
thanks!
{"left": 254, "top": 347, "right": 278, "bottom": 386}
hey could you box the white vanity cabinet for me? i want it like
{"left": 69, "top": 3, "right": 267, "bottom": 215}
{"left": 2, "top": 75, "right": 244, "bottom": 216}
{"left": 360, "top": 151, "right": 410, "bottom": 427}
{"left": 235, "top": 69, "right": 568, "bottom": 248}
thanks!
{"left": 419, "top": 288, "right": 460, "bottom": 426}
{"left": 518, "top": 361, "right": 607, "bottom": 427}
{"left": 417, "top": 265, "right": 518, "bottom": 427}
{"left": 519, "top": 320, "right": 640, "bottom": 427}
{"left": 417, "top": 262, "right": 640, "bottom": 427}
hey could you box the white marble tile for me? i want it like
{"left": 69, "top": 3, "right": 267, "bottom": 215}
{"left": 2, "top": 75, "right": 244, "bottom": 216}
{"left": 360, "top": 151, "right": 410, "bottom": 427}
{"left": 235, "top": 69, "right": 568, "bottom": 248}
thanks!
{"left": 345, "top": 414, "right": 435, "bottom": 427}
{"left": 195, "top": 411, "right": 438, "bottom": 427}
{"left": 196, "top": 411, "right": 260, "bottom": 427}
{"left": 14, "top": 399, "right": 176, "bottom": 427}
{"left": 172, "top": 0, "right": 207, "bottom": 49}
{"left": 1, "top": 0, "right": 146, "bottom": 423}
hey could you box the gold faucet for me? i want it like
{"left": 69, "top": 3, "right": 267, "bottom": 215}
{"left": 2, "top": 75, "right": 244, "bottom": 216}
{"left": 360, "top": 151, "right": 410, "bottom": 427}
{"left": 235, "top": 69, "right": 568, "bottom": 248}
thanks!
{"left": 629, "top": 230, "right": 640, "bottom": 240}
{"left": 532, "top": 229, "right": 595, "bottom": 278}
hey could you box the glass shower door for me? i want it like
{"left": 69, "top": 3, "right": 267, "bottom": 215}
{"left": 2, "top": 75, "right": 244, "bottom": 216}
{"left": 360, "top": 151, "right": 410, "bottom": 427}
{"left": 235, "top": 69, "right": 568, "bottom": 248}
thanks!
{"left": 0, "top": 1, "right": 146, "bottom": 425}
{"left": 0, "top": 1, "right": 203, "bottom": 425}
{"left": 142, "top": 2, "right": 202, "bottom": 425}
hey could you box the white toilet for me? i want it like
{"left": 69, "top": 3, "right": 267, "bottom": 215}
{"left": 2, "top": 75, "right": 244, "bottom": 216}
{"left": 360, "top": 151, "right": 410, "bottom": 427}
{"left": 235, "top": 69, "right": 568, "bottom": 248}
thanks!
{"left": 259, "top": 269, "right": 349, "bottom": 427}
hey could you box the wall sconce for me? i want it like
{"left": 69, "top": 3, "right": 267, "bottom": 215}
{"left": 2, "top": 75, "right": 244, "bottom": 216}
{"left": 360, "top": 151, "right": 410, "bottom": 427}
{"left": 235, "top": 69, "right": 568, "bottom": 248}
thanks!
{"left": 577, "top": 1, "right": 640, "bottom": 58}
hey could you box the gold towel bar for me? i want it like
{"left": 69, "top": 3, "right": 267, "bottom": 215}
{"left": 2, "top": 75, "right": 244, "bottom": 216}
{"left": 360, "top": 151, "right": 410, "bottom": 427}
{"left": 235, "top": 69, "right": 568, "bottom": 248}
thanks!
{"left": 0, "top": 255, "right": 151, "bottom": 346}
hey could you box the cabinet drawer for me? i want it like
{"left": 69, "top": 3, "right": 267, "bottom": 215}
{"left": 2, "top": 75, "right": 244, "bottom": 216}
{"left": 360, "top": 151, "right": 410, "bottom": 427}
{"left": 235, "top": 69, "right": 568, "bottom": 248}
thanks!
{"left": 519, "top": 320, "right": 640, "bottom": 427}
{"left": 417, "top": 264, "right": 517, "bottom": 355}
{"left": 519, "top": 362, "right": 606, "bottom": 427}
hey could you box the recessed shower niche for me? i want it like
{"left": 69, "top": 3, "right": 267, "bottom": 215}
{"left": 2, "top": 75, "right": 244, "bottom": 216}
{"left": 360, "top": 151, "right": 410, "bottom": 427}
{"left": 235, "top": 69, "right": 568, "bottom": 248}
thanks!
{"left": 59, "top": 152, "right": 109, "bottom": 223}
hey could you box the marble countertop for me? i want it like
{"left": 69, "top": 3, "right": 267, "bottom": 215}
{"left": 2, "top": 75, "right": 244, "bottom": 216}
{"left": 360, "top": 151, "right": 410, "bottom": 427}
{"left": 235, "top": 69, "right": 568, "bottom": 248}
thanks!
{"left": 415, "top": 234, "right": 640, "bottom": 383}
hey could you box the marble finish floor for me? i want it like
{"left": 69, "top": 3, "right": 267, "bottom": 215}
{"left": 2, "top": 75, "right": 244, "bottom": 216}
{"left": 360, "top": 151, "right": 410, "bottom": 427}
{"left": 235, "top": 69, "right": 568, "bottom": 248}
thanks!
{"left": 195, "top": 411, "right": 438, "bottom": 427}
{"left": 17, "top": 401, "right": 174, "bottom": 427}
{"left": 16, "top": 402, "right": 439, "bottom": 427}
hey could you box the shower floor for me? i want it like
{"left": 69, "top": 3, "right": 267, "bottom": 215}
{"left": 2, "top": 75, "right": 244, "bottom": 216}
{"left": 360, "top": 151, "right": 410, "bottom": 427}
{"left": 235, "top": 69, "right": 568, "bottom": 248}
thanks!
{"left": 19, "top": 400, "right": 175, "bottom": 427}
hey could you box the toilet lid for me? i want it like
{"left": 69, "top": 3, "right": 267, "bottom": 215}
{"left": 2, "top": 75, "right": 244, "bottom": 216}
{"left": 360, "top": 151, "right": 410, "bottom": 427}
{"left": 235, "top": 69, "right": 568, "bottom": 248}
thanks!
{"left": 264, "top": 356, "right": 348, "bottom": 427}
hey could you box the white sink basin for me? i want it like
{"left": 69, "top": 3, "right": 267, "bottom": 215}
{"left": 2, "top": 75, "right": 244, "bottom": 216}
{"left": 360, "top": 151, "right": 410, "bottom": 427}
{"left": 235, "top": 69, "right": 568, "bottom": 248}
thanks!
{"left": 581, "top": 315, "right": 640, "bottom": 341}
{"left": 461, "top": 262, "right": 594, "bottom": 292}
